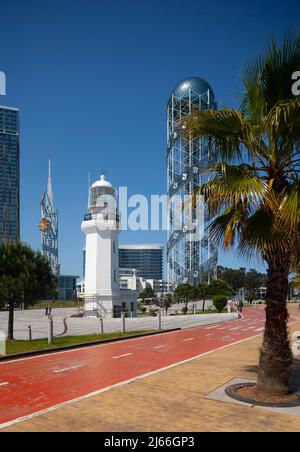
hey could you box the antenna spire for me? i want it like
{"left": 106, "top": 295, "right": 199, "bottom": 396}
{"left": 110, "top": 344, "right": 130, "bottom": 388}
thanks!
{"left": 47, "top": 159, "right": 54, "bottom": 206}
{"left": 87, "top": 170, "right": 91, "bottom": 209}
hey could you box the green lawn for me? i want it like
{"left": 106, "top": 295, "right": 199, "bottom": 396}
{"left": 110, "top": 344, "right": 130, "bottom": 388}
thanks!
{"left": 3, "top": 330, "right": 155, "bottom": 356}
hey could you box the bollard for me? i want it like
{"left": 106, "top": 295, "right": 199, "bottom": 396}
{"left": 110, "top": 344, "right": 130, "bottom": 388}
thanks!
{"left": 157, "top": 310, "right": 162, "bottom": 330}
{"left": 0, "top": 331, "right": 6, "bottom": 356}
{"left": 28, "top": 326, "right": 32, "bottom": 341}
{"left": 121, "top": 312, "right": 126, "bottom": 333}
{"left": 131, "top": 311, "right": 134, "bottom": 318}
{"left": 48, "top": 317, "right": 54, "bottom": 344}
{"left": 193, "top": 305, "right": 196, "bottom": 315}
{"left": 100, "top": 317, "right": 104, "bottom": 335}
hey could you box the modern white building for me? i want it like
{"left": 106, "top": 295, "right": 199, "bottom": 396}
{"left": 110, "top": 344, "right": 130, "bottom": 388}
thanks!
{"left": 119, "top": 268, "right": 171, "bottom": 298}
{"left": 81, "top": 174, "right": 137, "bottom": 317}
{"left": 78, "top": 269, "right": 170, "bottom": 300}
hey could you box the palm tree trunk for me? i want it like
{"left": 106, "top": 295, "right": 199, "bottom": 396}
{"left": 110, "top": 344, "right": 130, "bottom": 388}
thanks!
{"left": 8, "top": 302, "right": 15, "bottom": 341}
{"left": 256, "top": 251, "right": 293, "bottom": 396}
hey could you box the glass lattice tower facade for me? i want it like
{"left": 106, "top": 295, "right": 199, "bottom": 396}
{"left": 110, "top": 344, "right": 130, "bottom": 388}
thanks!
{"left": 167, "top": 78, "right": 218, "bottom": 287}
{"left": 0, "top": 106, "right": 20, "bottom": 243}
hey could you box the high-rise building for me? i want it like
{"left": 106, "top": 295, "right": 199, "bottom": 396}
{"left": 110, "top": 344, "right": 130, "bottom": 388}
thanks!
{"left": 119, "top": 244, "right": 164, "bottom": 280}
{"left": 167, "top": 77, "right": 218, "bottom": 287}
{"left": 0, "top": 106, "right": 20, "bottom": 244}
{"left": 40, "top": 161, "right": 59, "bottom": 274}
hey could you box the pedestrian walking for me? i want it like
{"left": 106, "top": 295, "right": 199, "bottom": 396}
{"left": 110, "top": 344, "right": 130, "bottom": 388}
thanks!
{"left": 238, "top": 300, "right": 244, "bottom": 316}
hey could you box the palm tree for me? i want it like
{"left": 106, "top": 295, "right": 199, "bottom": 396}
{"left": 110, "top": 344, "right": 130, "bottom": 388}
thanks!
{"left": 184, "top": 31, "right": 300, "bottom": 396}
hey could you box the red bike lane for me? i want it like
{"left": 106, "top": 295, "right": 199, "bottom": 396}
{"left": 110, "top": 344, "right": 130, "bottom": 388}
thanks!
{"left": 0, "top": 308, "right": 275, "bottom": 429}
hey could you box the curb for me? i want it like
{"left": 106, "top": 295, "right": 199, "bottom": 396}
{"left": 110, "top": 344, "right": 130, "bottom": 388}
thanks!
{"left": 0, "top": 328, "right": 181, "bottom": 362}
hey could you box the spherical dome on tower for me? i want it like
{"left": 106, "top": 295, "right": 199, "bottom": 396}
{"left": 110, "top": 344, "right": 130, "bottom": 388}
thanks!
{"left": 91, "top": 174, "right": 113, "bottom": 189}
{"left": 169, "top": 77, "right": 215, "bottom": 102}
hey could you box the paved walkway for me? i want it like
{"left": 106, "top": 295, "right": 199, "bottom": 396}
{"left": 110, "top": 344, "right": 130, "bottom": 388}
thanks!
{"left": 2, "top": 305, "right": 300, "bottom": 432}
{"left": 0, "top": 308, "right": 237, "bottom": 340}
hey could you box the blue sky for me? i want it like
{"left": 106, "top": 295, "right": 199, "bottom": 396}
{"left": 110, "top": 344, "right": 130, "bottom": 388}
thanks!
{"left": 0, "top": 0, "right": 299, "bottom": 276}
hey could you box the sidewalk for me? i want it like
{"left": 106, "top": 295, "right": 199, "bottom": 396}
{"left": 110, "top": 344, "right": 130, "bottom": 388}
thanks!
{"left": 0, "top": 308, "right": 237, "bottom": 340}
{"left": 4, "top": 305, "right": 300, "bottom": 432}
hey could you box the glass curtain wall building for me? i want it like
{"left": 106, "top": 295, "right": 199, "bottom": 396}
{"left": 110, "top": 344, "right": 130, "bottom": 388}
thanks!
{"left": 167, "top": 77, "right": 218, "bottom": 287}
{"left": 0, "top": 106, "right": 20, "bottom": 244}
{"left": 119, "top": 244, "right": 164, "bottom": 280}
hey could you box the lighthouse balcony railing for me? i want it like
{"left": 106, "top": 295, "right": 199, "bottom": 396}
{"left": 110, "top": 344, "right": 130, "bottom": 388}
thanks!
{"left": 83, "top": 213, "right": 120, "bottom": 222}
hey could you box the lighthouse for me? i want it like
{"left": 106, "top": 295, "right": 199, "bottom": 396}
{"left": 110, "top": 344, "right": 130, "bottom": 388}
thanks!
{"left": 81, "top": 174, "right": 121, "bottom": 316}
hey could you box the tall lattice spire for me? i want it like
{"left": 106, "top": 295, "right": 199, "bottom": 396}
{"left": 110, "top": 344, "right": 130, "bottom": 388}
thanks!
{"left": 40, "top": 159, "right": 59, "bottom": 275}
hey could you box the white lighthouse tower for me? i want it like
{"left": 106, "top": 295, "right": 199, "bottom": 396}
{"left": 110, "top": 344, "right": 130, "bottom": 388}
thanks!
{"left": 81, "top": 174, "right": 121, "bottom": 316}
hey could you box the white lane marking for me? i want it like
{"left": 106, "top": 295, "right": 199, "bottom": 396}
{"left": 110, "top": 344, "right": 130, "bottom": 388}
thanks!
{"left": 0, "top": 328, "right": 201, "bottom": 365}
{"left": 0, "top": 314, "right": 246, "bottom": 367}
{"left": 53, "top": 365, "right": 82, "bottom": 374}
{"left": 254, "top": 327, "right": 265, "bottom": 333}
{"left": 0, "top": 314, "right": 295, "bottom": 368}
{"left": 0, "top": 382, "right": 9, "bottom": 387}
{"left": 205, "top": 326, "right": 219, "bottom": 330}
{"left": 112, "top": 353, "right": 134, "bottom": 359}
{"left": 0, "top": 332, "right": 270, "bottom": 431}
{"left": 182, "top": 338, "right": 195, "bottom": 342}
{"left": 228, "top": 327, "right": 240, "bottom": 331}
{"left": 153, "top": 345, "right": 167, "bottom": 350}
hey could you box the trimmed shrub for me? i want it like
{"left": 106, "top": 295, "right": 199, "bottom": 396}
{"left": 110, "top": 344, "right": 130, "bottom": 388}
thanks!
{"left": 213, "top": 295, "right": 228, "bottom": 313}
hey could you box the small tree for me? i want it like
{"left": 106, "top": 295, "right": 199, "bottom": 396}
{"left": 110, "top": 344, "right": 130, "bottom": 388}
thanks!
{"left": 213, "top": 295, "right": 228, "bottom": 313}
{"left": 246, "top": 294, "right": 255, "bottom": 305}
{"left": 139, "top": 286, "right": 155, "bottom": 305}
{"left": 137, "top": 302, "right": 147, "bottom": 314}
{"left": 0, "top": 242, "right": 57, "bottom": 340}
{"left": 208, "top": 279, "right": 234, "bottom": 298}
{"left": 199, "top": 279, "right": 233, "bottom": 311}
{"left": 174, "top": 284, "right": 200, "bottom": 314}
{"left": 154, "top": 293, "right": 175, "bottom": 315}
{"left": 198, "top": 284, "right": 210, "bottom": 311}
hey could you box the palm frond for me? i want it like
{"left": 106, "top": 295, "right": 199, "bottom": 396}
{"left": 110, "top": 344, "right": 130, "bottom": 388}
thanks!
{"left": 196, "top": 163, "right": 271, "bottom": 216}
{"left": 263, "top": 98, "right": 300, "bottom": 156}
{"left": 184, "top": 108, "right": 264, "bottom": 161}
{"left": 238, "top": 207, "right": 292, "bottom": 258}
{"left": 277, "top": 182, "right": 300, "bottom": 232}
{"left": 241, "top": 29, "right": 300, "bottom": 122}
